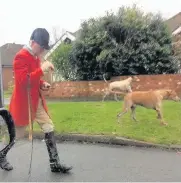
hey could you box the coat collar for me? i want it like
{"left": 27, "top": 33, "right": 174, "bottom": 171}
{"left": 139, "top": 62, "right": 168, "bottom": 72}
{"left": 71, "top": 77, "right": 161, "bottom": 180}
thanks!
{"left": 23, "top": 44, "right": 38, "bottom": 59}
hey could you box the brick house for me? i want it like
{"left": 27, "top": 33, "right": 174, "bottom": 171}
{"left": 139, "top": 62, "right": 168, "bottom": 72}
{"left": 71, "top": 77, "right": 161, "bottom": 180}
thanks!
{"left": 165, "top": 12, "right": 181, "bottom": 35}
{"left": 44, "top": 30, "right": 77, "bottom": 60}
{"left": 44, "top": 30, "right": 78, "bottom": 82}
{"left": 0, "top": 43, "right": 24, "bottom": 90}
{"left": 165, "top": 12, "right": 181, "bottom": 73}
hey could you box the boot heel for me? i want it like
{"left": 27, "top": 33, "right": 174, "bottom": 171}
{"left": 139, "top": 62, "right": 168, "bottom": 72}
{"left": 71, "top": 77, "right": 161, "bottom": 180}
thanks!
{"left": 0, "top": 156, "right": 13, "bottom": 171}
{"left": 44, "top": 131, "right": 72, "bottom": 173}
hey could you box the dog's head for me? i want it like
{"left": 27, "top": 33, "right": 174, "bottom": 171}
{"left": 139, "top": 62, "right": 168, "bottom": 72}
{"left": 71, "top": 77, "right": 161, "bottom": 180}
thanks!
{"left": 166, "top": 90, "right": 180, "bottom": 101}
{"left": 132, "top": 76, "right": 139, "bottom": 82}
{"left": 128, "top": 77, "right": 133, "bottom": 81}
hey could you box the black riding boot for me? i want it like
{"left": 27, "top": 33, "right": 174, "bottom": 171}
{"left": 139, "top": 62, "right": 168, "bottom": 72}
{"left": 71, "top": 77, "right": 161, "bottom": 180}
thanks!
{"left": 44, "top": 131, "right": 72, "bottom": 173}
{"left": 0, "top": 156, "right": 13, "bottom": 171}
{"left": 0, "top": 109, "right": 16, "bottom": 171}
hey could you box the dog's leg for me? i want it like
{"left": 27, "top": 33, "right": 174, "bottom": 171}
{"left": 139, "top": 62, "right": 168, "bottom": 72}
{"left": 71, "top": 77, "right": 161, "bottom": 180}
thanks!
{"left": 131, "top": 105, "right": 138, "bottom": 122}
{"left": 155, "top": 106, "right": 167, "bottom": 126}
{"left": 102, "top": 89, "right": 109, "bottom": 102}
{"left": 114, "top": 93, "right": 119, "bottom": 102}
{"left": 127, "top": 86, "right": 132, "bottom": 93}
{"left": 117, "top": 108, "right": 128, "bottom": 124}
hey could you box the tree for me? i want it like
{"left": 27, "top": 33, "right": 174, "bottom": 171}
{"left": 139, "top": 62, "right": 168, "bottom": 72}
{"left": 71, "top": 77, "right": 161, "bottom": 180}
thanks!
{"left": 69, "top": 4, "right": 179, "bottom": 80}
{"left": 51, "top": 43, "right": 77, "bottom": 81}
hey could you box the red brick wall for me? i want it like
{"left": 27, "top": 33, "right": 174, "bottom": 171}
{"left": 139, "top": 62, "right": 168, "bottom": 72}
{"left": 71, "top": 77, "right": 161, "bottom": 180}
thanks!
{"left": 42, "top": 74, "right": 181, "bottom": 99}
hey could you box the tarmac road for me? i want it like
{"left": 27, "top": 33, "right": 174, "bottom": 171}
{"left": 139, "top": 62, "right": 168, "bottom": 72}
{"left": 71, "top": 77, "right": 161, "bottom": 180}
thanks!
{"left": 0, "top": 139, "right": 181, "bottom": 182}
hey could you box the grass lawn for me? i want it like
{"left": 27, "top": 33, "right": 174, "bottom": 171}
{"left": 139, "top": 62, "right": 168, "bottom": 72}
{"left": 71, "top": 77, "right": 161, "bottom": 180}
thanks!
{"left": 30, "top": 100, "right": 181, "bottom": 145}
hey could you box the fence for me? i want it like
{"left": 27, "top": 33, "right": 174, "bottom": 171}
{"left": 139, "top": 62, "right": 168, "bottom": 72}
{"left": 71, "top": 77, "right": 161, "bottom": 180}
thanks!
{"left": 41, "top": 74, "right": 181, "bottom": 101}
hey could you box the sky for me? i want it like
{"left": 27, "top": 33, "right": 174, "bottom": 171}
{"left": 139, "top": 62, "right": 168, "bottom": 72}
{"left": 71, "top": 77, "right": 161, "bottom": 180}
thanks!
{"left": 0, "top": 0, "right": 181, "bottom": 46}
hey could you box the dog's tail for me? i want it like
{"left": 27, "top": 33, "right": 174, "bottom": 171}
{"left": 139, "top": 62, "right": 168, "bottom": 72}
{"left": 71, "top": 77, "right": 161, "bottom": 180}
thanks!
{"left": 103, "top": 74, "right": 108, "bottom": 83}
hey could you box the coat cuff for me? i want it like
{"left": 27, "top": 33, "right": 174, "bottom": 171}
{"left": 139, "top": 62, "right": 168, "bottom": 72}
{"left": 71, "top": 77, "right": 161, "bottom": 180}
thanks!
{"left": 37, "top": 68, "right": 44, "bottom": 76}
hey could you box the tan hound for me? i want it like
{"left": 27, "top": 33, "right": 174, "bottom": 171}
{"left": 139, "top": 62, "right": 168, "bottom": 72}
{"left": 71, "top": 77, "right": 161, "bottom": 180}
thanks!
{"left": 116, "top": 89, "right": 180, "bottom": 126}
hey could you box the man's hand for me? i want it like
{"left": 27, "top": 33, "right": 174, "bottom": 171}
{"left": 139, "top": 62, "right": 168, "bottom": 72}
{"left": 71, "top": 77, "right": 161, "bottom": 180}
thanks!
{"left": 41, "top": 60, "right": 54, "bottom": 73}
{"left": 40, "top": 81, "right": 51, "bottom": 91}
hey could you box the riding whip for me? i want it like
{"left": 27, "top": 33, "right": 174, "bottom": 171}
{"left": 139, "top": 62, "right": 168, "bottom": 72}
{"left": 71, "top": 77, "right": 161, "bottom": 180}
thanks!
{"left": 27, "top": 74, "right": 34, "bottom": 181}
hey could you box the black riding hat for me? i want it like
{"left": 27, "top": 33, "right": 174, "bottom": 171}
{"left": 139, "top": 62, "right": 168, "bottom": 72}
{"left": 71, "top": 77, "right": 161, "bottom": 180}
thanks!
{"left": 30, "top": 28, "right": 50, "bottom": 50}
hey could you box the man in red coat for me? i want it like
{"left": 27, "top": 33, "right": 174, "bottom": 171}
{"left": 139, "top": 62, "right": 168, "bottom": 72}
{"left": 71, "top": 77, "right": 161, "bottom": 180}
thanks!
{"left": 9, "top": 28, "right": 72, "bottom": 173}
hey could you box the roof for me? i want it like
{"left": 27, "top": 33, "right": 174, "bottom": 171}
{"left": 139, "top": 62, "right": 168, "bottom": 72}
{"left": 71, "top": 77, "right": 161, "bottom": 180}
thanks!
{"left": 165, "top": 12, "right": 181, "bottom": 33}
{"left": 73, "top": 29, "right": 81, "bottom": 37}
{"left": 0, "top": 43, "right": 24, "bottom": 66}
{"left": 0, "top": 43, "right": 55, "bottom": 65}
{"left": 172, "top": 26, "right": 181, "bottom": 35}
{"left": 67, "top": 30, "right": 81, "bottom": 37}
{"left": 67, "top": 31, "right": 76, "bottom": 37}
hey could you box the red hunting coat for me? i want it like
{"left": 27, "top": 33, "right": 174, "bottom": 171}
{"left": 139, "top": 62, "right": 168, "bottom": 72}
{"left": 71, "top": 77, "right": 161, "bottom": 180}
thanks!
{"left": 9, "top": 47, "right": 49, "bottom": 127}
